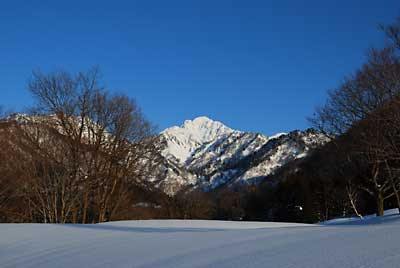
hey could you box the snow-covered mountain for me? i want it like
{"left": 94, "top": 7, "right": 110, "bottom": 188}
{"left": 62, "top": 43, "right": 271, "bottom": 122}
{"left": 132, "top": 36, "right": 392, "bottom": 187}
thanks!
{"left": 160, "top": 116, "right": 236, "bottom": 164}
{"left": 143, "top": 116, "right": 330, "bottom": 195}
{"left": 4, "top": 114, "right": 330, "bottom": 195}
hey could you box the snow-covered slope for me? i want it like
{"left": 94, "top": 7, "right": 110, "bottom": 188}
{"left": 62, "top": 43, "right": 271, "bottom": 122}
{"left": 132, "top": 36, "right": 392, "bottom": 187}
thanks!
{"left": 150, "top": 117, "right": 330, "bottom": 194}
{"left": 1, "top": 213, "right": 400, "bottom": 267}
{"left": 187, "top": 129, "right": 329, "bottom": 189}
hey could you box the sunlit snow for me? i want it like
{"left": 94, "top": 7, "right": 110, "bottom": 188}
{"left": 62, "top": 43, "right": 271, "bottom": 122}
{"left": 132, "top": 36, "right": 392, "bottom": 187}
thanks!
{"left": 1, "top": 211, "right": 399, "bottom": 267}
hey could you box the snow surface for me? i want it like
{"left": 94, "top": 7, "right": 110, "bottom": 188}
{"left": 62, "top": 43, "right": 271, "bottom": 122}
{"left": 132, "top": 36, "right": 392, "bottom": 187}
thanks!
{"left": 1, "top": 213, "right": 400, "bottom": 268}
{"left": 322, "top": 208, "right": 400, "bottom": 225}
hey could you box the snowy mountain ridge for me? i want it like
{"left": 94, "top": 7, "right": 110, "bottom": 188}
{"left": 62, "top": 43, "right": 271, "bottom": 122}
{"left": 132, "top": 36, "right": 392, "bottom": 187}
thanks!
{"left": 146, "top": 116, "right": 330, "bottom": 194}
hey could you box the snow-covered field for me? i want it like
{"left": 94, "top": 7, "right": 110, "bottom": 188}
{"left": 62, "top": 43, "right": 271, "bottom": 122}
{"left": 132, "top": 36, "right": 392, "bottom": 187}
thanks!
{"left": 1, "top": 213, "right": 400, "bottom": 268}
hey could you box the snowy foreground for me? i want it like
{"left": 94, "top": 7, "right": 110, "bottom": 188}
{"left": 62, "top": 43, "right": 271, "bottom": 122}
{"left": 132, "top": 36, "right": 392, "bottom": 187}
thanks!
{"left": 1, "top": 212, "right": 400, "bottom": 268}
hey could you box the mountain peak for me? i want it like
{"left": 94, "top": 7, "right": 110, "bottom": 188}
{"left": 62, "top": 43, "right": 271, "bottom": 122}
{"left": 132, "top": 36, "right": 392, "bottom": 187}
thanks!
{"left": 181, "top": 116, "right": 231, "bottom": 132}
{"left": 183, "top": 116, "right": 214, "bottom": 126}
{"left": 161, "top": 116, "right": 236, "bottom": 164}
{"left": 163, "top": 116, "right": 235, "bottom": 136}
{"left": 185, "top": 115, "right": 211, "bottom": 123}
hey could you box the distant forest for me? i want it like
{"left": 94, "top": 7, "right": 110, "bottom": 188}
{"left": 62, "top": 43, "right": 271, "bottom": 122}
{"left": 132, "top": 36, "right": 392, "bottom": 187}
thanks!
{"left": 0, "top": 17, "right": 400, "bottom": 224}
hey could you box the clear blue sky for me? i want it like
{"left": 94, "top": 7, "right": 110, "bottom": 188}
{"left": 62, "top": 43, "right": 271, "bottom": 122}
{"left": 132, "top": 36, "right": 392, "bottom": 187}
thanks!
{"left": 1, "top": 1, "right": 399, "bottom": 135}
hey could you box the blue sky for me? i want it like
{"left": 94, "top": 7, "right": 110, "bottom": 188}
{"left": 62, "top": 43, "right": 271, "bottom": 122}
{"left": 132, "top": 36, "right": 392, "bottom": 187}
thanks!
{"left": 1, "top": 1, "right": 399, "bottom": 135}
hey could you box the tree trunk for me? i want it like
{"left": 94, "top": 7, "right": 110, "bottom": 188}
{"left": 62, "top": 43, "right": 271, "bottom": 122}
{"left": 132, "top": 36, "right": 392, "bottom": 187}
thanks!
{"left": 82, "top": 193, "right": 89, "bottom": 224}
{"left": 385, "top": 161, "right": 400, "bottom": 215}
{"left": 98, "top": 204, "right": 106, "bottom": 223}
{"left": 389, "top": 177, "right": 400, "bottom": 214}
{"left": 347, "top": 188, "right": 362, "bottom": 218}
{"left": 72, "top": 208, "right": 78, "bottom": 224}
{"left": 376, "top": 191, "right": 385, "bottom": 216}
{"left": 393, "top": 186, "right": 400, "bottom": 215}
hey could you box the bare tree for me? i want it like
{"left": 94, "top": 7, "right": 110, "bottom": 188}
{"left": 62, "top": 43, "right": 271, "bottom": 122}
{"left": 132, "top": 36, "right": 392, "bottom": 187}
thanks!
{"left": 349, "top": 113, "right": 396, "bottom": 216}
{"left": 310, "top": 47, "right": 400, "bottom": 135}
{"left": 310, "top": 23, "right": 400, "bottom": 216}
{"left": 19, "top": 68, "right": 155, "bottom": 223}
{"left": 381, "top": 17, "right": 400, "bottom": 51}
